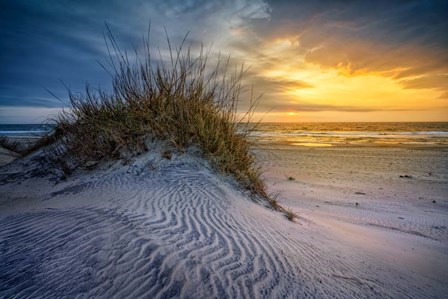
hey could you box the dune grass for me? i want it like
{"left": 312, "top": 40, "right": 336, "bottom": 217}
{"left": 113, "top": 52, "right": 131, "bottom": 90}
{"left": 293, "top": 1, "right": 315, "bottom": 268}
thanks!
{"left": 47, "top": 28, "right": 264, "bottom": 194}
{"left": 286, "top": 208, "right": 298, "bottom": 222}
{"left": 43, "top": 26, "right": 295, "bottom": 219}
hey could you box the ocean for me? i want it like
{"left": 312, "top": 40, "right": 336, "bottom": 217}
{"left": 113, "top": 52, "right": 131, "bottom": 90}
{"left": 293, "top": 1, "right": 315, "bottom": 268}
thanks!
{"left": 1, "top": 122, "right": 448, "bottom": 146}
{"left": 251, "top": 122, "right": 448, "bottom": 147}
{"left": 0, "top": 124, "right": 54, "bottom": 138}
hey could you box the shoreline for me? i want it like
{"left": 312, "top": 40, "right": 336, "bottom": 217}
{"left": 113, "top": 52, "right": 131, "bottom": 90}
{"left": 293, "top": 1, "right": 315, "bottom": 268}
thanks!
{"left": 254, "top": 139, "right": 448, "bottom": 148}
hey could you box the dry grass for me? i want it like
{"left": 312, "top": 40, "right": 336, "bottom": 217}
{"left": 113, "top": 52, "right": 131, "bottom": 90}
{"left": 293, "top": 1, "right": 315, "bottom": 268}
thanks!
{"left": 42, "top": 26, "right": 296, "bottom": 220}
{"left": 286, "top": 208, "right": 298, "bottom": 222}
{"left": 46, "top": 27, "right": 268, "bottom": 197}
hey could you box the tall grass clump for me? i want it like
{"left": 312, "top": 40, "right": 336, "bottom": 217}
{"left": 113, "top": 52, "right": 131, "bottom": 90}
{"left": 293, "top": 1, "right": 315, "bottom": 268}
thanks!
{"left": 48, "top": 26, "right": 272, "bottom": 200}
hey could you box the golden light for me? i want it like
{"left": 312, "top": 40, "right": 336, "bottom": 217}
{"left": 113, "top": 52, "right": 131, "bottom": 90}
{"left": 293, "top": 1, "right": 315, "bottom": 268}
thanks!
{"left": 257, "top": 53, "right": 446, "bottom": 121}
{"left": 248, "top": 36, "right": 448, "bottom": 122}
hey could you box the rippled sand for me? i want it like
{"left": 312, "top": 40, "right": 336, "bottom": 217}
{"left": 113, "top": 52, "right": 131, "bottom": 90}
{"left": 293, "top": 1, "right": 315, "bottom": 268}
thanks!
{"left": 0, "top": 143, "right": 447, "bottom": 298}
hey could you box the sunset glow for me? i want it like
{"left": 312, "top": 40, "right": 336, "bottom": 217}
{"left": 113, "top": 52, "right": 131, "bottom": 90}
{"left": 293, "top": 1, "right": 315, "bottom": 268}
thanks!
{"left": 1, "top": 1, "right": 447, "bottom": 123}
{"left": 0, "top": 3, "right": 447, "bottom": 298}
{"left": 240, "top": 35, "right": 447, "bottom": 122}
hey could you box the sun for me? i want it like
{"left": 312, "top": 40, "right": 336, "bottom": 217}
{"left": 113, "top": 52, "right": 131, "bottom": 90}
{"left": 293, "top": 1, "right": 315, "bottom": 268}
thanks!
{"left": 288, "top": 112, "right": 295, "bottom": 116}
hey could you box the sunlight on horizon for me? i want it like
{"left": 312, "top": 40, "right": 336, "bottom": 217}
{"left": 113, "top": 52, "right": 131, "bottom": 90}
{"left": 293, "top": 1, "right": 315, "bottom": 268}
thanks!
{"left": 1, "top": 1, "right": 447, "bottom": 123}
{"left": 242, "top": 36, "right": 448, "bottom": 122}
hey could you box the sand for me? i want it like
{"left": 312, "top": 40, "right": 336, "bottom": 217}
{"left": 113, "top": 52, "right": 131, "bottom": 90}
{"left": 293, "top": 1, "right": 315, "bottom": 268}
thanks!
{"left": 0, "top": 137, "right": 41, "bottom": 167}
{"left": 257, "top": 145, "right": 448, "bottom": 295}
{"left": 0, "top": 146, "right": 16, "bottom": 166}
{"left": 0, "top": 143, "right": 447, "bottom": 298}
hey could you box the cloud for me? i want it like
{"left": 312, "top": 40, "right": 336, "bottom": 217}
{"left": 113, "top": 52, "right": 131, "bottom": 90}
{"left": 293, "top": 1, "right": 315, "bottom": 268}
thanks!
{"left": 271, "top": 103, "right": 413, "bottom": 113}
{"left": 399, "top": 74, "right": 448, "bottom": 90}
{"left": 437, "top": 91, "right": 448, "bottom": 99}
{"left": 1, "top": 0, "right": 446, "bottom": 122}
{"left": 267, "top": 78, "right": 312, "bottom": 89}
{"left": 238, "top": 92, "right": 418, "bottom": 113}
{"left": 0, "top": 95, "right": 60, "bottom": 108}
{"left": 0, "top": 107, "right": 63, "bottom": 124}
{"left": 254, "top": 1, "right": 448, "bottom": 91}
{"left": 252, "top": 99, "right": 418, "bottom": 113}
{"left": 0, "top": 0, "right": 270, "bottom": 119}
{"left": 246, "top": 76, "right": 313, "bottom": 95}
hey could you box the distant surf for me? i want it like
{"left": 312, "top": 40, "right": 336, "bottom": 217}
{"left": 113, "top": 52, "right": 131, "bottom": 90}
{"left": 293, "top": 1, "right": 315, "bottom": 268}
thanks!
{"left": 0, "top": 124, "right": 54, "bottom": 137}
{"left": 251, "top": 122, "right": 448, "bottom": 146}
{"left": 2, "top": 122, "right": 448, "bottom": 146}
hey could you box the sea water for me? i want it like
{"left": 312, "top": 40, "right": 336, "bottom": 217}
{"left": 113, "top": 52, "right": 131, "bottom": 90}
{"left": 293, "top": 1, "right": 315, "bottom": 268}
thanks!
{"left": 1, "top": 122, "right": 448, "bottom": 146}
{"left": 0, "top": 124, "right": 54, "bottom": 137}
{"left": 251, "top": 122, "right": 448, "bottom": 146}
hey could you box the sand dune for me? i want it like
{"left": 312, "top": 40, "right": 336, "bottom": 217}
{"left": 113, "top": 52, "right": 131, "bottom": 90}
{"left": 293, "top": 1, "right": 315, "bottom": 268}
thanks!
{"left": 0, "top": 146, "right": 447, "bottom": 298}
{"left": 0, "top": 146, "right": 16, "bottom": 167}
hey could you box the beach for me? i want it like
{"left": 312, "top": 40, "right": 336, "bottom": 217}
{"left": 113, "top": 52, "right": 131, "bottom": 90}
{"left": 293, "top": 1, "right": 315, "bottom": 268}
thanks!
{"left": 257, "top": 144, "right": 448, "bottom": 292}
{"left": 2, "top": 0, "right": 447, "bottom": 297}
{"left": 0, "top": 130, "right": 447, "bottom": 298}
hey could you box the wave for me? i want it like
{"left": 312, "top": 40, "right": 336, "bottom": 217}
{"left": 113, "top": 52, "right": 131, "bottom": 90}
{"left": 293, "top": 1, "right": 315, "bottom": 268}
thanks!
{"left": 254, "top": 131, "right": 448, "bottom": 137}
{"left": 0, "top": 130, "right": 48, "bottom": 135}
{"left": 251, "top": 129, "right": 448, "bottom": 146}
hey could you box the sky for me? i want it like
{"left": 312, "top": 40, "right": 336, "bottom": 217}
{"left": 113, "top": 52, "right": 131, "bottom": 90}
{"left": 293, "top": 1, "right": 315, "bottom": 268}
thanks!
{"left": 1, "top": 0, "right": 447, "bottom": 123}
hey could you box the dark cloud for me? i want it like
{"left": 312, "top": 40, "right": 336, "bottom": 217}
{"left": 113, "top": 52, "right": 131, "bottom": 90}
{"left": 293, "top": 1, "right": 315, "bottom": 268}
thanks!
{"left": 0, "top": 0, "right": 446, "bottom": 122}
{"left": 0, "top": 94, "right": 58, "bottom": 108}
{"left": 0, "top": 0, "right": 269, "bottom": 122}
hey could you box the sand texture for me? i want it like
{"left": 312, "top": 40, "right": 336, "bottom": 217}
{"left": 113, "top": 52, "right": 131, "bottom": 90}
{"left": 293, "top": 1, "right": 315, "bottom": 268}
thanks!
{"left": 0, "top": 145, "right": 447, "bottom": 298}
{"left": 0, "top": 147, "right": 17, "bottom": 167}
